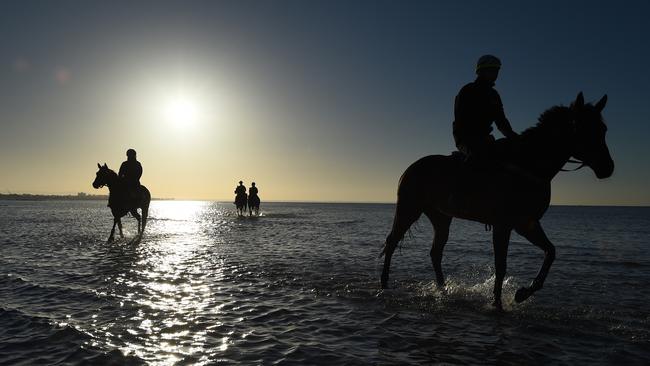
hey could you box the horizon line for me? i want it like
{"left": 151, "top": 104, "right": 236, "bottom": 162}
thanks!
{"left": 1, "top": 193, "right": 648, "bottom": 207}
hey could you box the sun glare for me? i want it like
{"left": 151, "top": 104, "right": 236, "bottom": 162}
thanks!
{"left": 163, "top": 95, "right": 200, "bottom": 127}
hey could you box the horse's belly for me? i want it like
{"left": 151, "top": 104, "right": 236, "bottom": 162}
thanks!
{"left": 448, "top": 174, "right": 550, "bottom": 224}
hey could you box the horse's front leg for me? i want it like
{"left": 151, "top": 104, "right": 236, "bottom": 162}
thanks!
{"left": 514, "top": 221, "right": 556, "bottom": 303}
{"left": 117, "top": 219, "right": 124, "bottom": 238}
{"left": 108, "top": 218, "right": 118, "bottom": 243}
{"left": 492, "top": 225, "right": 512, "bottom": 310}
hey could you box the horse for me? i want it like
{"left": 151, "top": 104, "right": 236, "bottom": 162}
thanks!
{"left": 380, "top": 93, "right": 613, "bottom": 310}
{"left": 92, "top": 163, "right": 151, "bottom": 242}
{"left": 235, "top": 192, "right": 248, "bottom": 216}
{"left": 248, "top": 193, "right": 260, "bottom": 216}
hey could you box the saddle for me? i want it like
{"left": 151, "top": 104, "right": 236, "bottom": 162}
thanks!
{"left": 109, "top": 185, "right": 143, "bottom": 208}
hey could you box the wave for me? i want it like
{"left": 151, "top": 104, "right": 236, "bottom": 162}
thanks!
{"left": 0, "top": 307, "right": 144, "bottom": 365}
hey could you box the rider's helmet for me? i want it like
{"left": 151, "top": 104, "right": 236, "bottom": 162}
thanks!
{"left": 252, "top": 182, "right": 256, "bottom": 186}
{"left": 476, "top": 55, "right": 501, "bottom": 73}
{"left": 126, "top": 148, "right": 136, "bottom": 158}
{"left": 239, "top": 181, "right": 243, "bottom": 184}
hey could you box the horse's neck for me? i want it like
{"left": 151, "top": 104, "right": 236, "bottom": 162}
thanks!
{"left": 520, "top": 118, "right": 574, "bottom": 181}
{"left": 105, "top": 172, "right": 120, "bottom": 191}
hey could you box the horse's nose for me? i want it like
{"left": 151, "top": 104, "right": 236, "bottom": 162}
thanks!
{"left": 596, "top": 158, "right": 614, "bottom": 179}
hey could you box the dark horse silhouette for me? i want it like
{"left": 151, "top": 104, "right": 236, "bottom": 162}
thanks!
{"left": 248, "top": 193, "right": 260, "bottom": 216}
{"left": 380, "top": 93, "right": 613, "bottom": 310}
{"left": 235, "top": 192, "right": 248, "bottom": 217}
{"left": 92, "top": 163, "right": 151, "bottom": 242}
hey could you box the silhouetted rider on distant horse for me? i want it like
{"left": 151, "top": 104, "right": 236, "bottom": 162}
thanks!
{"left": 93, "top": 148, "right": 150, "bottom": 242}
{"left": 450, "top": 55, "right": 519, "bottom": 209}
{"left": 119, "top": 149, "right": 143, "bottom": 201}
{"left": 108, "top": 149, "right": 143, "bottom": 208}
{"left": 248, "top": 182, "right": 260, "bottom": 216}
{"left": 234, "top": 181, "right": 247, "bottom": 216}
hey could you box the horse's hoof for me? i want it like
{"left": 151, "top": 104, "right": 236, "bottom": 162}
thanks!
{"left": 107, "top": 238, "right": 114, "bottom": 243}
{"left": 515, "top": 287, "right": 533, "bottom": 303}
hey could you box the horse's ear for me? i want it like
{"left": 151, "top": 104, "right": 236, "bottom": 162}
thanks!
{"left": 573, "top": 92, "right": 585, "bottom": 109}
{"left": 97, "top": 163, "right": 101, "bottom": 169}
{"left": 595, "top": 94, "right": 608, "bottom": 112}
{"left": 103, "top": 163, "right": 107, "bottom": 168}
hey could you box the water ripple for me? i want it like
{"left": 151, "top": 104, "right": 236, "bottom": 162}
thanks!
{"left": 0, "top": 201, "right": 649, "bottom": 364}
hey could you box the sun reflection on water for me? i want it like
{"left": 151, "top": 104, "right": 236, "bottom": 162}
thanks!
{"left": 113, "top": 201, "right": 226, "bottom": 365}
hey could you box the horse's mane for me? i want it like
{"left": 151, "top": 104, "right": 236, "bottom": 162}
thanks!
{"left": 520, "top": 105, "right": 573, "bottom": 141}
{"left": 105, "top": 167, "right": 118, "bottom": 176}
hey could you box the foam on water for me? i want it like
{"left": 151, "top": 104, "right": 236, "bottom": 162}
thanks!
{"left": 1, "top": 201, "right": 649, "bottom": 364}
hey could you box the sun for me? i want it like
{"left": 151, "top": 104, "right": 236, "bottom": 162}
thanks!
{"left": 162, "top": 95, "right": 200, "bottom": 127}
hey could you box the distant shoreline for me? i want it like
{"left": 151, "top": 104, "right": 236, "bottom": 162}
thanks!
{"left": 0, "top": 193, "right": 173, "bottom": 201}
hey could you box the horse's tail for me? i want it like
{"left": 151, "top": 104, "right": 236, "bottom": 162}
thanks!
{"left": 379, "top": 167, "right": 424, "bottom": 258}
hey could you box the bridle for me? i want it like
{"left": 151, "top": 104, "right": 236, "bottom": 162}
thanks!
{"left": 560, "top": 114, "right": 587, "bottom": 172}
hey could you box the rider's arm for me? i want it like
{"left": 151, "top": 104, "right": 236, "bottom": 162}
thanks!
{"left": 494, "top": 93, "right": 518, "bottom": 138}
{"left": 118, "top": 162, "right": 126, "bottom": 177}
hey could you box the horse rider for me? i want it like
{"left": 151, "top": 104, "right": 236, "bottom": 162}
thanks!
{"left": 235, "top": 181, "right": 246, "bottom": 197}
{"left": 452, "top": 54, "right": 518, "bottom": 164}
{"left": 118, "top": 148, "right": 142, "bottom": 201}
{"left": 249, "top": 182, "right": 258, "bottom": 197}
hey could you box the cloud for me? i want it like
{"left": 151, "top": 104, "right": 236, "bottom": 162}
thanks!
{"left": 54, "top": 67, "right": 71, "bottom": 84}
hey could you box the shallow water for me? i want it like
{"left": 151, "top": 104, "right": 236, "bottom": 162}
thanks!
{"left": 1, "top": 201, "right": 649, "bottom": 365}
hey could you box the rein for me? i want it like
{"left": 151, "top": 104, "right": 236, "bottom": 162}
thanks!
{"left": 560, "top": 159, "right": 586, "bottom": 172}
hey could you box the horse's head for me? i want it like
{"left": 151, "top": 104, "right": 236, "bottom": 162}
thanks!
{"left": 93, "top": 163, "right": 113, "bottom": 189}
{"left": 570, "top": 92, "right": 614, "bottom": 179}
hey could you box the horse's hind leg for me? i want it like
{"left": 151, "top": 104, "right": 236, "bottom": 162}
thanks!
{"left": 131, "top": 209, "right": 141, "bottom": 234}
{"left": 513, "top": 221, "right": 556, "bottom": 303}
{"left": 424, "top": 211, "right": 452, "bottom": 288}
{"left": 380, "top": 199, "right": 422, "bottom": 289}
{"left": 141, "top": 206, "right": 148, "bottom": 235}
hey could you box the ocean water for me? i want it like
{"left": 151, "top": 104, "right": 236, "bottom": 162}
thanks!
{"left": 0, "top": 200, "right": 648, "bottom": 365}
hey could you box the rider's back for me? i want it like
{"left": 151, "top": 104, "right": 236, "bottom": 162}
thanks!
{"left": 119, "top": 160, "right": 142, "bottom": 186}
{"left": 453, "top": 80, "right": 505, "bottom": 140}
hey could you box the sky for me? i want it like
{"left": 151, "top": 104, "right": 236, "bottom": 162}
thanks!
{"left": 0, "top": 0, "right": 649, "bottom": 204}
